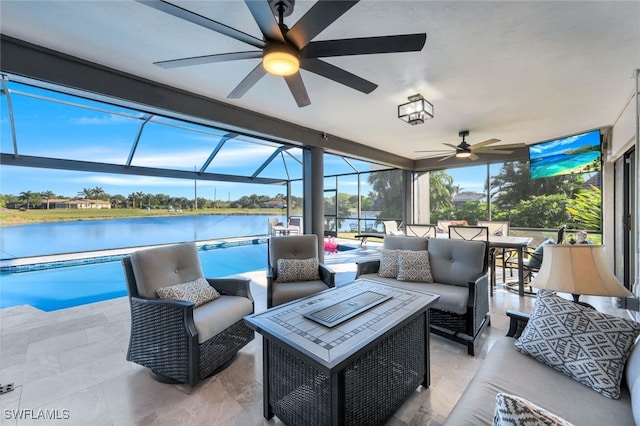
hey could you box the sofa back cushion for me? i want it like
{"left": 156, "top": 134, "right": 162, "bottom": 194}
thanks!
{"left": 383, "top": 235, "right": 428, "bottom": 251}
{"left": 427, "top": 238, "right": 487, "bottom": 286}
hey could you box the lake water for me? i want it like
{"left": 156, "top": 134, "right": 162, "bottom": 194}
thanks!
{"left": 1, "top": 214, "right": 285, "bottom": 258}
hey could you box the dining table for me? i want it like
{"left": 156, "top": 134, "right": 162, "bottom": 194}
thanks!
{"left": 488, "top": 235, "right": 533, "bottom": 297}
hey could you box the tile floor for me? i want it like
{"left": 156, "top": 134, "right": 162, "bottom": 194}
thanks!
{"left": 0, "top": 253, "right": 630, "bottom": 426}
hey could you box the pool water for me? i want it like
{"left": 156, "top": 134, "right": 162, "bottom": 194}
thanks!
{"left": 0, "top": 243, "right": 268, "bottom": 312}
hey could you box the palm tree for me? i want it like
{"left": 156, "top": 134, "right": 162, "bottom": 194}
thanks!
{"left": 92, "top": 186, "right": 105, "bottom": 209}
{"left": 40, "top": 190, "right": 56, "bottom": 210}
{"left": 19, "top": 191, "right": 34, "bottom": 209}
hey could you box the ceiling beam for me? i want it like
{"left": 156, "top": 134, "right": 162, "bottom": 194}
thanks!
{"left": 0, "top": 35, "right": 414, "bottom": 170}
{"left": 0, "top": 154, "right": 288, "bottom": 185}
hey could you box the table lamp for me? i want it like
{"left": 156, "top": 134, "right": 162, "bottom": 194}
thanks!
{"left": 531, "top": 244, "right": 632, "bottom": 306}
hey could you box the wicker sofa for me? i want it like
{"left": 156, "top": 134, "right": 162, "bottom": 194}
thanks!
{"left": 445, "top": 309, "right": 638, "bottom": 425}
{"left": 355, "top": 235, "right": 490, "bottom": 355}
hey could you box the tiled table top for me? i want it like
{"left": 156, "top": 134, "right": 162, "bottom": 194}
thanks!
{"left": 244, "top": 279, "right": 439, "bottom": 369}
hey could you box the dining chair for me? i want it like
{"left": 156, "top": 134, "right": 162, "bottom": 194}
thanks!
{"left": 287, "top": 217, "right": 301, "bottom": 235}
{"left": 383, "top": 220, "right": 404, "bottom": 235}
{"left": 477, "top": 220, "right": 512, "bottom": 286}
{"left": 448, "top": 225, "right": 489, "bottom": 241}
{"left": 404, "top": 223, "right": 437, "bottom": 238}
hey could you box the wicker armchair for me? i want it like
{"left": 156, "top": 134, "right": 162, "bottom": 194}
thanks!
{"left": 121, "top": 242, "right": 254, "bottom": 387}
{"left": 267, "top": 234, "right": 335, "bottom": 308}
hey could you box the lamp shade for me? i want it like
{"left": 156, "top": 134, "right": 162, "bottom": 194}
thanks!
{"left": 531, "top": 244, "right": 632, "bottom": 297}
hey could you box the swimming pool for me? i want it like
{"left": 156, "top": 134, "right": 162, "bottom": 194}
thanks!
{"left": 0, "top": 242, "right": 268, "bottom": 312}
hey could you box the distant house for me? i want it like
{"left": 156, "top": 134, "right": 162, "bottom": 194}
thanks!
{"left": 38, "top": 199, "right": 112, "bottom": 209}
{"left": 262, "top": 199, "right": 287, "bottom": 208}
{"left": 582, "top": 172, "right": 602, "bottom": 189}
{"left": 453, "top": 191, "right": 486, "bottom": 206}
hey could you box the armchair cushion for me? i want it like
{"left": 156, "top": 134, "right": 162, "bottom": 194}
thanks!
{"left": 396, "top": 250, "right": 433, "bottom": 283}
{"left": 515, "top": 290, "right": 640, "bottom": 399}
{"left": 193, "top": 295, "right": 254, "bottom": 344}
{"left": 156, "top": 276, "right": 220, "bottom": 307}
{"left": 131, "top": 242, "right": 204, "bottom": 299}
{"left": 276, "top": 258, "right": 320, "bottom": 282}
{"left": 379, "top": 249, "right": 399, "bottom": 278}
{"left": 270, "top": 280, "right": 331, "bottom": 307}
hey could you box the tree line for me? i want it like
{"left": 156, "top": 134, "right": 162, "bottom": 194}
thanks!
{"left": 0, "top": 187, "right": 303, "bottom": 211}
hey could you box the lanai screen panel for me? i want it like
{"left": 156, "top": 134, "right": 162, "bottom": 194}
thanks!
{"left": 1, "top": 82, "right": 139, "bottom": 163}
{"left": 204, "top": 136, "right": 299, "bottom": 181}
{"left": 131, "top": 116, "right": 229, "bottom": 171}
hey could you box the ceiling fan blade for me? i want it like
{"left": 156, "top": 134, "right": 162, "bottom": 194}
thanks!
{"left": 227, "top": 63, "right": 267, "bottom": 98}
{"left": 443, "top": 143, "right": 459, "bottom": 150}
{"left": 470, "top": 153, "right": 480, "bottom": 161}
{"left": 473, "top": 149, "right": 514, "bottom": 154}
{"left": 154, "top": 51, "right": 262, "bottom": 68}
{"left": 244, "top": 0, "right": 285, "bottom": 42}
{"left": 300, "top": 58, "right": 377, "bottom": 94}
{"left": 471, "top": 138, "right": 501, "bottom": 149}
{"left": 287, "top": 0, "right": 359, "bottom": 49}
{"left": 136, "top": 0, "right": 265, "bottom": 49}
{"left": 438, "top": 153, "right": 456, "bottom": 162}
{"left": 302, "top": 34, "right": 427, "bottom": 58}
{"left": 284, "top": 72, "right": 311, "bottom": 107}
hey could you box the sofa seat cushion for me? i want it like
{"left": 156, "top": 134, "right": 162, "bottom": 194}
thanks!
{"left": 444, "top": 338, "right": 633, "bottom": 425}
{"left": 357, "top": 274, "right": 468, "bottom": 315}
{"left": 193, "top": 295, "right": 253, "bottom": 344}
{"left": 271, "top": 280, "right": 330, "bottom": 307}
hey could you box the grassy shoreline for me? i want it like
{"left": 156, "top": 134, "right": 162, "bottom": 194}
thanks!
{"left": 0, "top": 208, "right": 296, "bottom": 226}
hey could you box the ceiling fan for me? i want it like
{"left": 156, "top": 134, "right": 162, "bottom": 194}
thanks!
{"left": 137, "top": 0, "right": 427, "bottom": 107}
{"left": 416, "top": 130, "right": 519, "bottom": 161}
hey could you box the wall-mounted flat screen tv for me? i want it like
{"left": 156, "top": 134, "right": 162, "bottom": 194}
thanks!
{"left": 529, "top": 129, "right": 602, "bottom": 179}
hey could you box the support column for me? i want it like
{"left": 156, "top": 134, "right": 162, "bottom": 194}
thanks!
{"left": 304, "top": 146, "right": 325, "bottom": 262}
{"left": 402, "top": 169, "right": 412, "bottom": 229}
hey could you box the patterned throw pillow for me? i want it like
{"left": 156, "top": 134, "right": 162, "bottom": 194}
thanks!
{"left": 156, "top": 276, "right": 220, "bottom": 307}
{"left": 378, "top": 249, "right": 398, "bottom": 278}
{"left": 493, "top": 393, "right": 574, "bottom": 426}
{"left": 276, "top": 258, "right": 320, "bottom": 283}
{"left": 396, "top": 250, "right": 433, "bottom": 283}
{"left": 514, "top": 290, "right": 640, "bottom": 399}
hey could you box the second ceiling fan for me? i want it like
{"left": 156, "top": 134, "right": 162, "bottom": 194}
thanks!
{"left": 138, "top": 0, "right": 427, "bottom": 107}
{"left": 416, "top": 130, "right": 519, "bottom": 161}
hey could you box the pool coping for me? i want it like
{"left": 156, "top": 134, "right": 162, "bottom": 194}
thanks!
{"left": 0, "top": 236, "right": 268, "bottom": 274}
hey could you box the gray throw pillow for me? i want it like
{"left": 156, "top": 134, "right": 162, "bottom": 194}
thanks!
{"left": 396, "top": 250, "right": 433, "bottom": 283}
{"left": 514, "top": 290, "right": 640, "bottom": 399}
{"left": 156, "top": 276, "right": 220, "bottom": 307}
{"left": 276, "top": 258, "right": 320, "bottom": 283}
{"left": 493, "top": 393, "right": 574, "bottom": 426}
{"left": 378, "top": 249, "right": 398, "bottom": 278}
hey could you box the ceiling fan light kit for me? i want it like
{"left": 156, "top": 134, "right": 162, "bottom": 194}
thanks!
{"left": 138, "top": 0, "right": 427, "bottom": 107}
{"left": 398, "top": 94, "right": 434, "bottom": 125}
{"left": 263, "top": 43, "right": 300, "bottom": 76}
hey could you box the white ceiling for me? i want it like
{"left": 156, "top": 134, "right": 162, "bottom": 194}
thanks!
{"left": 1, "top": 0, "right": 639, "bottom": 162}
